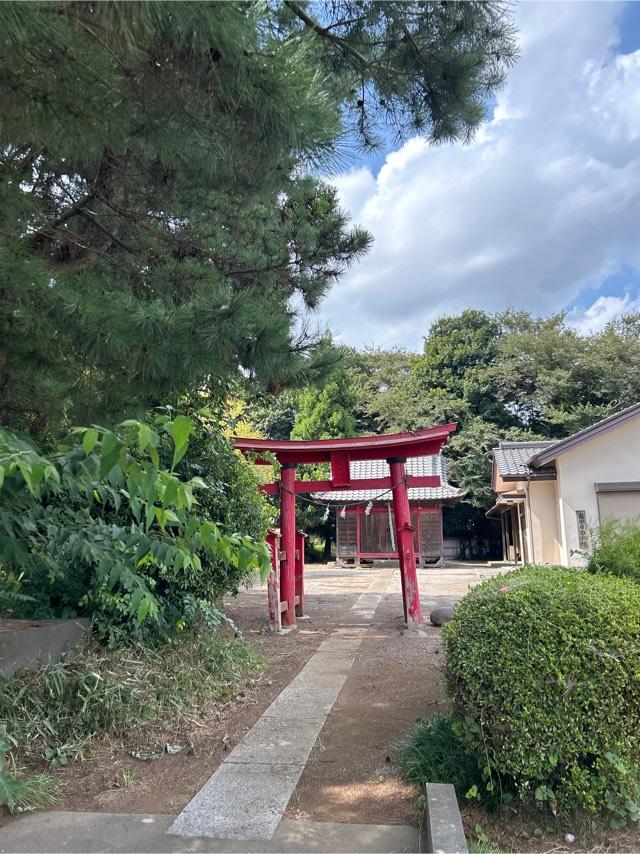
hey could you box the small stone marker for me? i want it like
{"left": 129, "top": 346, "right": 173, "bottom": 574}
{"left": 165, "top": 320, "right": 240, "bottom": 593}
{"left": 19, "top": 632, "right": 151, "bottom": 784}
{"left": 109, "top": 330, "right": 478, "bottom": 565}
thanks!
{"left": 429, "top": 605, "right": 456, "bottom": 626}
{"left": 425, "top": 782, "right": 468, "bottom": 854}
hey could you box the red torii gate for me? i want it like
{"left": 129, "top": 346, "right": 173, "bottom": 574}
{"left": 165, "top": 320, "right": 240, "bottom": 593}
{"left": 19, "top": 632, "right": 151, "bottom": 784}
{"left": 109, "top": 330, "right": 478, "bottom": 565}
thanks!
{"left": 234, "top": 424, "right": 457, "bottom": 629}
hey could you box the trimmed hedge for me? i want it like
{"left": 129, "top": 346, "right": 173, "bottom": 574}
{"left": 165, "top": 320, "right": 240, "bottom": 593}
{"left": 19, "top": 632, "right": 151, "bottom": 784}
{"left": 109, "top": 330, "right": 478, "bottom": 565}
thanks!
{"left": 443, "top": 566, "right": 640, "bottom": 826}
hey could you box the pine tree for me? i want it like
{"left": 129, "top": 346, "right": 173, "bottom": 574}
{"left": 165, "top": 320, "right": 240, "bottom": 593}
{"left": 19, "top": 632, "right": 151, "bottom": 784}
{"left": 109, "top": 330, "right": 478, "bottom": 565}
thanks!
{"left": 0, "top": 2, "right": 517, "bottom": 434}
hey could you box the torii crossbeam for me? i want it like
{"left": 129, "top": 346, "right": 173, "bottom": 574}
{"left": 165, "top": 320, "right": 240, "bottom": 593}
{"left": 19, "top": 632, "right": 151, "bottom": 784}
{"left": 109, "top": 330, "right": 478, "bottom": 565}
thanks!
{"left": 234, "top": 424, "right": 457, "bottom": 629}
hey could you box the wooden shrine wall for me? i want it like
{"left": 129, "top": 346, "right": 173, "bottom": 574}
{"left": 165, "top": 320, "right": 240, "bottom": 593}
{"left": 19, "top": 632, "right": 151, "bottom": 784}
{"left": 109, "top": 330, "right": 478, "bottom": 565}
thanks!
{"left": 336, "top": 506, "right": 444, "bottom": 564}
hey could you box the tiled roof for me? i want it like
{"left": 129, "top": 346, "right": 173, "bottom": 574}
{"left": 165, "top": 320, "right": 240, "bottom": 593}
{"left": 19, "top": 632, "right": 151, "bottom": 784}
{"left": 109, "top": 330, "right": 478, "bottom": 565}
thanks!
{"left": 493, "top": 441, "right": 557, "bottom": 479}
{"left": 311, "top": 455, "right": 465, "bottom": 503}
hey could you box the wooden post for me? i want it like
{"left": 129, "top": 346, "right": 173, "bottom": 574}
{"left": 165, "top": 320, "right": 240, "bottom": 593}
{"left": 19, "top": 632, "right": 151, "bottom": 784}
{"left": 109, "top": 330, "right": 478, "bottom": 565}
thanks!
{"left": 265, "top": 530, "right": 281, "bottom": 632}
{"left": 388, "top": 457, "right": 423, "bottom": 626}
{"left": 280, "top": 463, "right": 297, "bottom": 628}
{"left": 295, "top": 530, "right": 305, "bottom": 617}
{"left": 501, "top": 513, "right": 508, "bottom": 562}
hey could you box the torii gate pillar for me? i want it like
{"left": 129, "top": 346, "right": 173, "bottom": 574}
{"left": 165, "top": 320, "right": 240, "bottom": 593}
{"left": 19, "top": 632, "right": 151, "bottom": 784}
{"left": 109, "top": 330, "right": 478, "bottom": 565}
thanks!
{"left": 388, "top": 456, "right": 422, "bottom": 626}
{"left": 280, "top": 463, "right": 297, "bottom": 628}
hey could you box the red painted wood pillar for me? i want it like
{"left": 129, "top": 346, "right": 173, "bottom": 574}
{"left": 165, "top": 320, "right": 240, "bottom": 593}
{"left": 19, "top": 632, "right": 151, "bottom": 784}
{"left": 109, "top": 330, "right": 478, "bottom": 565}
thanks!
{"left": 388, "top": 456, "right": 423, "bottom": 626}
{"left": 280, "top": 463, "right": 297, "bottom": 628}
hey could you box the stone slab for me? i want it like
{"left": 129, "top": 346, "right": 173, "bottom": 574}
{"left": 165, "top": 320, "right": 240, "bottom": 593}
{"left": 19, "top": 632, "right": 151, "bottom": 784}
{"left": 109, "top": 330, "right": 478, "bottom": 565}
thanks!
{"left": 168, "top": 762, "right": 305, "bottom": 839}
{"left": 0, "top": 812, "right": 421, "bottom": 853}
{"left": 425, "top": 783, "right": 468, "bottom": 854}
{"left": 225, "top": 715, "right": 325, "bottom": 766}
{"left": 300, "top": 654, "right": 355, "bottom": 677}
{"left": 0, "top": 618, "right": 89, "bottom": 678}
{"left": 261, "top": 681, "right": 346, "bottom": 720}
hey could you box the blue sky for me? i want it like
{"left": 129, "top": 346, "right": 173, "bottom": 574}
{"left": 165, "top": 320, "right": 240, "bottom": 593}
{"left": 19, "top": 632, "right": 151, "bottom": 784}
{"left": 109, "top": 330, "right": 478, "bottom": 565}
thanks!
{"left": 317, "top": 1, "right": 640, "bottom": 349}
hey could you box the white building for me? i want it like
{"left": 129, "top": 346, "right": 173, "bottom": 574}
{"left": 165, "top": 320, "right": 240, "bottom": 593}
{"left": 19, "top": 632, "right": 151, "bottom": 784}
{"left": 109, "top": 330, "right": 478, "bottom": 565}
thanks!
{"left": 488, "top": 403, "right": 640, "bottom": 566}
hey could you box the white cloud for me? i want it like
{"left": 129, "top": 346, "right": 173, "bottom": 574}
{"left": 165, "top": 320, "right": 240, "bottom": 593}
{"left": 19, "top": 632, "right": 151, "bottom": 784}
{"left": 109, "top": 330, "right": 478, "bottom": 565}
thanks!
{"left": 568, "top": 291, "right": 640, "bottom": 334}
{"left": 319, "top": 2, "right": 640, "bottom": 349}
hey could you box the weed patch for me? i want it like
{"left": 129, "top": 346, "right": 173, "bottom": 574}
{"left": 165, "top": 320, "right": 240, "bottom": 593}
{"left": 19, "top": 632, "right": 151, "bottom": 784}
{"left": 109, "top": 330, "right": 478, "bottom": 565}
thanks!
{"left": 0, "top": 628, "right": 262, "bottom": 767}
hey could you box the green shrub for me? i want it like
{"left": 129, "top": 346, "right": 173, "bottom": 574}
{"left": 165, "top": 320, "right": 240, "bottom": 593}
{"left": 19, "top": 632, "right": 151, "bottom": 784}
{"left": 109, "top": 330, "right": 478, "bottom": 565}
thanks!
{"left": 588, "top": 519, "right": 640, "bottom": 584}
{"left": 0, "top": 629, "right": 261, "bottom": 764}
{"left": 395, "top": 713, "right": 485, "bottom": 798}
{"left": 443, "top": 566, "right": 640, "bottom": 826}
{"left": 0, "top": 409, "right": 270, "bottom": 643}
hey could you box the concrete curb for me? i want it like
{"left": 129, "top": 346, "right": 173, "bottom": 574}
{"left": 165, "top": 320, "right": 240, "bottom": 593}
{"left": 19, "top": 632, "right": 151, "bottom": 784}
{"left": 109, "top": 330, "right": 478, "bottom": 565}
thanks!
{"left": 425, "top": 783, "right": 468, "bottom": 854}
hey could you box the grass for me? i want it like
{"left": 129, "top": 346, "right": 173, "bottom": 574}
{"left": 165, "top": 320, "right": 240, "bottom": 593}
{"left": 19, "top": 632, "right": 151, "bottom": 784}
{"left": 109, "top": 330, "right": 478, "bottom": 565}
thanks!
{"left": 467, "top": 841, "right": 499, "bottom": 853}
{"left": 0, "top": 627, "right": 263, "bottom": 768}
{"left": 0, "top": 767, "right": 60, "bottom": 814}
{"left": 394, "top": 713, "right": 483, "bottom": 798}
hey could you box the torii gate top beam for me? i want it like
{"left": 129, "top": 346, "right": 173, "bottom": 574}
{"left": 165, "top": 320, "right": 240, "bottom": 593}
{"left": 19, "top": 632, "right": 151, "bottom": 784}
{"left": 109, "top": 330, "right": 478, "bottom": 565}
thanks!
{"left": 234, "top": 423, "right": 457, "bottom": 466}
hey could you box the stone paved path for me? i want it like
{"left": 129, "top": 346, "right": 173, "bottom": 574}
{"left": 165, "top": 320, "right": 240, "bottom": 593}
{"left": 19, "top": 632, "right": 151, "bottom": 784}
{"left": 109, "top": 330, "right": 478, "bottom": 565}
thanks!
{"left": 168, "top": 570, "right": 395, "bottom": 840}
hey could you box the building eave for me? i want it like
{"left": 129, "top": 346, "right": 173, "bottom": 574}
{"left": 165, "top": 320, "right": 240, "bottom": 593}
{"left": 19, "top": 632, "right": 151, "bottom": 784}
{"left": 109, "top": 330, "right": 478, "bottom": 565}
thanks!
{"left": 498, "top": 469, "right": 556, "bottom": 482}
{"left": 529, "top": 402, "right": 640, "bottom": 467}
{"left": 486, "top": 490, "right": 525, "bottom": 517}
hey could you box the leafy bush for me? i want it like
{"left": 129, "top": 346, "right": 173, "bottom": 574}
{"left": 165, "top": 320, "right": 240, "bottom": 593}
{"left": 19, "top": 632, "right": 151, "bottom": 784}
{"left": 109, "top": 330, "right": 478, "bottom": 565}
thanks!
{"left": 444, "top": 566, "right": 640, "bottom": 826}
{"left": 171, "top": 408, "right": 272, "bottom": 593}
{"left": 588, "top": 519, "right": 640, "bottom": 585}
{"left": 395, "top": 713, "right": 485, "bottom": 798}
{"left": 0, "top": 629, "right": 261, "bottom": 765}
{"left": 0, "top": 410, "right": 270, "bottom": 643}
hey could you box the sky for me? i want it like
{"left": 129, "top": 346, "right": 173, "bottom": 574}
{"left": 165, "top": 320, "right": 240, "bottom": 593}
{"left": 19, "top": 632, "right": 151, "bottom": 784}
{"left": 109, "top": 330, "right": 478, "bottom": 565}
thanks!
{"left": 316, "top": 1, "right": 640, "bottom": 351}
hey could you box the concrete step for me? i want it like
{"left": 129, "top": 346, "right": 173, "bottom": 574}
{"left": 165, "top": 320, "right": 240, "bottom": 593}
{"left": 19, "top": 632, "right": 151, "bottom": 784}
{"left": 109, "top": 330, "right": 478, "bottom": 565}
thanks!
{"left": 0, "top": 812, "right": 422, "bottom": 854}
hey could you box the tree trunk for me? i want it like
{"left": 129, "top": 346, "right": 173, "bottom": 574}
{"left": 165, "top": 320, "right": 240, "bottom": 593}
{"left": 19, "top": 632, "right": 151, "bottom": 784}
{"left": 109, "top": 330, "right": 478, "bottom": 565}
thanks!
{"left": 323, "top": 524, "right": 332, "bottom": 561}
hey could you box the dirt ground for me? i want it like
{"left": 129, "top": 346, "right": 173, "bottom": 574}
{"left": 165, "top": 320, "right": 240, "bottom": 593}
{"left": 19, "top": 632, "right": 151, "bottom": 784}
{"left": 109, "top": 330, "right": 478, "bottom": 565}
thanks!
{"left": 285, "top": 580, "right": 449, "bottom": 827}
{"left": 51, "top": 566, "right": 500, "bottom": 824}
{"left": 50, "top": 563, "right": 482, "bottom": 820}
{"left": 50, "top": 566, "right": 377, "bottom": 816}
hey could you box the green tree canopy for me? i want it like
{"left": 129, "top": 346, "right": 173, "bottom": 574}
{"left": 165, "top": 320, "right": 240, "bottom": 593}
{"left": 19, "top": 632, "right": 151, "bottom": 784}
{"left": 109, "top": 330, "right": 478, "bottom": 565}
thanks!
{"left": 493, "top": 310, "right": 640, "bottom": 435}
{"left": 0, "top": 1, "right": 518, "bottom": 435}
{"left": 290, "top": 368, "right": 357, "bottom": 441}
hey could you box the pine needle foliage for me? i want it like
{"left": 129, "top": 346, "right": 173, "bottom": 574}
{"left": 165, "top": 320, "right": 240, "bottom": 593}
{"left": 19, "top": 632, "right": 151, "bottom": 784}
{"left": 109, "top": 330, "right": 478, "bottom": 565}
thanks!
{"left": 0, "top": 1, "right": 517, "bottom": 435}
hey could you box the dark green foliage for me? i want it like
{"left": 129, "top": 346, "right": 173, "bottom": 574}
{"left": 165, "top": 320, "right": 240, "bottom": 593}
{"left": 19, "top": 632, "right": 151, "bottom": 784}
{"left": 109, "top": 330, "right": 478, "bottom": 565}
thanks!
{"left": 343, "top": 346, "right": 423, "bottom": 433}
{"left": 0, "top": 629, "right": 261, "bottom": 765}
{"left": 444, "top": 566, "right": 640, "bottom": 825}
{"left": 395, "top": 713, "right": 484, "bottom": 798}
{"left": 282, "top": 2, "right": 518, "bottom": 149}
{"left": 0, "top": 3, "right": 364, "bottom": 432}
{"left": 446, "top": 417, "right": 545, "bottom": 508}
{"left": 0, "top": 412, "right": 269, "bottom": 643}
{"left": 491, "top": 311, "right": 640, "bottom": 436}
{"left": 0, "top": 1, "right": 517, "bottom": 436}
{"left": 413, "top": 310, "right": 511, "bottom": 429}
{"left": 588, "top": 520, "right": 640, "bottom": 585}
{"left": 171, "top": 408, "right": 271, "bottom": 596}
{"left": 251, "top": 392, "right": 299, "bottom": 442}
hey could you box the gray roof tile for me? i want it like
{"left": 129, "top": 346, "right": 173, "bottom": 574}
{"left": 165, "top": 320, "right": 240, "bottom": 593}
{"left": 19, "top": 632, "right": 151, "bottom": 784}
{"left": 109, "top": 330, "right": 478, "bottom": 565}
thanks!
{"left": 493, "top": 441, "right": 557, "bottom": 479}
{"left": 311, "top": 455, "right": 465, "bottom": 503}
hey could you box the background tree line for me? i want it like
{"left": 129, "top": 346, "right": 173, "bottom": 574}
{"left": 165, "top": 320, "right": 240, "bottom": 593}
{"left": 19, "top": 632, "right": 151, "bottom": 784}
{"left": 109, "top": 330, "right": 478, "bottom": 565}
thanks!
{"left": 250, "top": 308, "right": 640, "bottom": 558}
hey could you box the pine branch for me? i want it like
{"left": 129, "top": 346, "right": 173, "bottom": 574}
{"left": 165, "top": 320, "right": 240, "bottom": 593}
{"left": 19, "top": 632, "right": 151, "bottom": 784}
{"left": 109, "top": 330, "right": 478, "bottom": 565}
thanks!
{"left": 284, "top": 1, "right": 372, "bottom": 70}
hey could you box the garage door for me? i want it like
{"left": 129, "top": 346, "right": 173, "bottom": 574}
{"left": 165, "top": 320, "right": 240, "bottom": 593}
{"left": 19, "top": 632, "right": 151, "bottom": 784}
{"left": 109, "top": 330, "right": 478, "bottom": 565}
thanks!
{"left": 597, "top": 489, "right": 640, "bottom": 523}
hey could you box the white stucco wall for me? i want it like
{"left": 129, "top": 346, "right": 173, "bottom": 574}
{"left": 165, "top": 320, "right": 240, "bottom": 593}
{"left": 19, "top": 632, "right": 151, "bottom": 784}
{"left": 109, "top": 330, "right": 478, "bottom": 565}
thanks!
{"left": 554, "top": 415, "right": 640, "bottom": 566}
{"left": 526, "top": 479, "right": 560, "bottom": 565}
